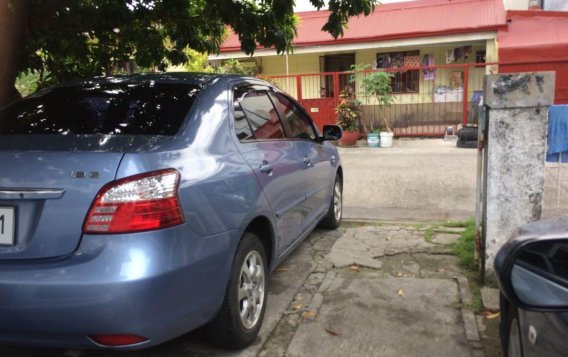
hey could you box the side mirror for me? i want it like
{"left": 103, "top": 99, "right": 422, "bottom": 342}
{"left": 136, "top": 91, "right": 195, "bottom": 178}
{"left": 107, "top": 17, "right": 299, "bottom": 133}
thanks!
{"left": 321, "top": 125, "right": 342, "bottom": 141}
{"left": 496, "top": 237, "right": 568, "bottom": 310}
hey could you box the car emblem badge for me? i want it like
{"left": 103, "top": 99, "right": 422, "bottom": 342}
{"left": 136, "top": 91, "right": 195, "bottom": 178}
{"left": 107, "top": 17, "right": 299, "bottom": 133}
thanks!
{"left": 71, "top": 171, "right": 100, "bottom": 179}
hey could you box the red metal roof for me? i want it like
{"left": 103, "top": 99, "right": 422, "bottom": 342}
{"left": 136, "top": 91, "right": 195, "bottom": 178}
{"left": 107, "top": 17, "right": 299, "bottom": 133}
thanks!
{"left": 499, "top": 10, "right": 568, "bottom": 61}
{"left": 220, "top": 0, "right": 507, "bottom": 52}
{"left": 498, "top": 11, "right": 568, "bottom": 104}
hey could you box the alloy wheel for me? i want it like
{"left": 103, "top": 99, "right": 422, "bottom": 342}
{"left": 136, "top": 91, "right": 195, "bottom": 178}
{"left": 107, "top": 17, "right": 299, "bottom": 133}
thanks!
{"left": 238, "top": 250, "right": 265, "bottom": 329}
{"left": 333, "top": 180, "right": 342, "bottom": 222}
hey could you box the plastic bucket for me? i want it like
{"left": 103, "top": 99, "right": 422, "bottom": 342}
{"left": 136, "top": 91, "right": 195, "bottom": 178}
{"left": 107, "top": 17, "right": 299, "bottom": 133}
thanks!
{"left": 367, "top": 133, "right": 380, "bottom": 147}
{"left": 379, "top": 132, "right": 393, "bottom": 147}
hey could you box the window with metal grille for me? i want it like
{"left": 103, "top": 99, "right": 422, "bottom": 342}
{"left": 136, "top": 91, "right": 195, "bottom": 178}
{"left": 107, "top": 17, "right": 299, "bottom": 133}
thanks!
{"left": 375, "top": 50, "right": 420, "bottom": 94}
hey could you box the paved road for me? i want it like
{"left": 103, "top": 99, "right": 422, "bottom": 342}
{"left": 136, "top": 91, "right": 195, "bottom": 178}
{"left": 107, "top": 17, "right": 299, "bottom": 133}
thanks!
{"left": 340, "top": 139, "right": 478, "bottom": 222}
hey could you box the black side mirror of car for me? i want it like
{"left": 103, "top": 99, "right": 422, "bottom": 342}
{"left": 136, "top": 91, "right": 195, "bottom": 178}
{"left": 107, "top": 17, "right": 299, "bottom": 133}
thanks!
{"left": 321, "top": 125, "right": 342, "bottom": 141}
{"left": 496, "top": 235, "right": 568, "bottom": 311}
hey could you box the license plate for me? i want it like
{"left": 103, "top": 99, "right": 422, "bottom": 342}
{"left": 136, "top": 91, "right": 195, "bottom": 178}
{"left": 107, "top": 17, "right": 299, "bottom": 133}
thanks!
{"left": 0, "top": 207, "right": 15, "bottom": 245}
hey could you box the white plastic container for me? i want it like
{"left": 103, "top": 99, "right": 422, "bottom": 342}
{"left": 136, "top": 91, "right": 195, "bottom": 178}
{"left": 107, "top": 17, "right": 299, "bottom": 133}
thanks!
{"left": 380, "top": 132, "right": 393, "bottom": 147}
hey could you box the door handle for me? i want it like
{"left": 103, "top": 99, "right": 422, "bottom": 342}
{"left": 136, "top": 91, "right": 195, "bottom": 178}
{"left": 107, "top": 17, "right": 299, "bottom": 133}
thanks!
{"left": 259, "top": 161, "right": 273, "bottom": 175}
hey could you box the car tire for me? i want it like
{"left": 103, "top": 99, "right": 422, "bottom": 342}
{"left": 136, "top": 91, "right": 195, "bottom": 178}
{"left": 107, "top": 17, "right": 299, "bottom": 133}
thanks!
{"left": 501, "top": 298, "right": 523, "bottom": 357}
{"left": 206, "top": 232, "right": 267, "bottom": 349}
{"left": 319, "top": 174, "right": 342, "bottom": 229}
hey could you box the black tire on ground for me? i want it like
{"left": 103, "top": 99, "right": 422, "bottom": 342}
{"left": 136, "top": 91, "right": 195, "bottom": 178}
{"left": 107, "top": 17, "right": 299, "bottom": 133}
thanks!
{"left": 457, "top": 139, "right": 478, "bottom": 149}
{"left": 458, "top": 126, "right": 478, "bottom": 141}
{"left": 205, "top": 232, "right": 268, "bottom": 349}
{"left": 456, "top": 126, "right": 478, "bottom": 149}
{"left": 319, "top": 174, "right": 342, "bottom": 229}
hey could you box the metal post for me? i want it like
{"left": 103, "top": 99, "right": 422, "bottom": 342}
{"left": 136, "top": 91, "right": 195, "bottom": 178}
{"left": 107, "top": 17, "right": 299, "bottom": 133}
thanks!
{"left": 296, "top": 75, "right": 303, "bottom": 101}
{"left": 333, "top": 72, "right": 340, "bottom": 107}
{"left": 462, "top": 65, "right": 469, "bottom": 125}
{"left": 285, "top": 53, "right": 290, "bottom": 93}
{"left": 475, "top": 105, "right": 486, "bottom": 273}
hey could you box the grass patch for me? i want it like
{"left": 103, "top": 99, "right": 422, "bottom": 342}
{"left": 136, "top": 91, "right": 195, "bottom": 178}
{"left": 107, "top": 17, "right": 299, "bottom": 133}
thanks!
{"left": 441, "top": 218, "right": 474, "bottom": 228}
{"left": 410, "top": 222, "right": 424, "bottom": 230}
{"left": 467, "top": 274, "right": 484, "bottom": 312}
{"left": 409, "top": 218, "right": 474, "bottom": 244}
{"left": 423, "top": 227, "right": 434, "bottom": 243}
{"left": 451, "top": 218, "right": 476, "bottom": 271}
{"left": 450, "top": 218, "right": 483, "bottom": 312}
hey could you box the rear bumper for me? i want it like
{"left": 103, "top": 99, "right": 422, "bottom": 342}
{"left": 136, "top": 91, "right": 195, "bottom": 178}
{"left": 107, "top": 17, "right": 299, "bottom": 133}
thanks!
{"left": 0, "top": 226, "right": 238, "bottom": 349}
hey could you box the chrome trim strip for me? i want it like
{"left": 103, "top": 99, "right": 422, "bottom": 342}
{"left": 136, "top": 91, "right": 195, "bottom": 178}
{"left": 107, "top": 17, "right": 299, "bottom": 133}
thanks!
{"left": 0, "top": 189, "right": 66, "bottom": 200}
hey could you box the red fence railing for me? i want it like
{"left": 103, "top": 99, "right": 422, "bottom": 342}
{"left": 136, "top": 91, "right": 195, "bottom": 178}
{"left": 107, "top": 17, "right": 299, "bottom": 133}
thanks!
{"left": 266, "top": 60, "right": 567, "bottom": 137}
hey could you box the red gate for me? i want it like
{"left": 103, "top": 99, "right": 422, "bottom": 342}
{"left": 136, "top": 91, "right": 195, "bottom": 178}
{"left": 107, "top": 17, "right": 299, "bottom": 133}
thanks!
{"left": 268, "top": 72, "right": 343, "bottom": 131}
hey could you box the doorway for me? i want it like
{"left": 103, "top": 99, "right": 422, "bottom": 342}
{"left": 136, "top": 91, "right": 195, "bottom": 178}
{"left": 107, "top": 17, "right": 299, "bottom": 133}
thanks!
{"left": 321, "top": 54, "right": 355, "bottom": 97}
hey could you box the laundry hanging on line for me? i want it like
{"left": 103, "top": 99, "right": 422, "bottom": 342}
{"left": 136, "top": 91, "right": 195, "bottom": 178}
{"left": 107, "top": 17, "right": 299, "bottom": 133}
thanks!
{"left": 422, "top": 54, "right": 435, "bottom": 81}
{"left": 547, "top": 105, "right": 568, "bottom": 163}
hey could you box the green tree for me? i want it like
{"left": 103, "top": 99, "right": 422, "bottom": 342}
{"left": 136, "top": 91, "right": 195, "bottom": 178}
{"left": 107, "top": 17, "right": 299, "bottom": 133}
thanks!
{"left": 183, "top": 49, "right": 214, "bottom": 73}
{"left": 217, "top": 59, "right": 252, "bottom": 75}
{"left": 183, "top": 54, "right": 253, "bottom": 75}
{"left": 0, "top": 0, "right": 376, "bottom": 107}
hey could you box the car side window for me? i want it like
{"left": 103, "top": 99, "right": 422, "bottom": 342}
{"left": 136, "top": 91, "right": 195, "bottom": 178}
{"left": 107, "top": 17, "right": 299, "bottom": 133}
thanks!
{"left": 233, "top": 87, "right": 285, "bottom": 141}
{"left": 233, "top": 90, "right": 254, "bottom": 141}
{"left": 517, "top": 241, "right": 568, "bottom": 281}
{"left": 270, "top": 92, "right": 316, "bottom": 141}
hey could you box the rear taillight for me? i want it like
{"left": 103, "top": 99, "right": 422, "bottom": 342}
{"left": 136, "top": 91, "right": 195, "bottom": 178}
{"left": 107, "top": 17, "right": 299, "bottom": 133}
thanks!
{"left": 83, "top": 169, "right": 184, "bottom": 234}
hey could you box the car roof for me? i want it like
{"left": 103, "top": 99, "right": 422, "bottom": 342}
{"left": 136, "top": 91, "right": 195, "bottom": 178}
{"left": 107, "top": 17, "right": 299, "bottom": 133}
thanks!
{"left": 50, "top": 72, "right": 259, "bottom": 90}
{"left": 518, "top": 216, "right": 568, "bottom": 237}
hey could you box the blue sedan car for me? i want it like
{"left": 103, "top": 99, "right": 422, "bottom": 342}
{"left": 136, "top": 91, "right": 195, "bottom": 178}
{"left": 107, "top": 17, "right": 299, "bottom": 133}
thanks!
{"left": 0, "top": 73, "right": 343, "bottom": 350}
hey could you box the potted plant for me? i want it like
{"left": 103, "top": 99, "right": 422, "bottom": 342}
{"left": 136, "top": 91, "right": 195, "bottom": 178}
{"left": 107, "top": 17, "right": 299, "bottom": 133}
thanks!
{"left": 362, "top": 70, "right": 395, "bottom": 147}
{"left": 335, "top": 87, "right": 361, "bottom": 146}
{"left": 348, "top": 64, "right": 379, "bottom": 147}
{"left": 366, "top": 128, "right": 381, "bottom": 147}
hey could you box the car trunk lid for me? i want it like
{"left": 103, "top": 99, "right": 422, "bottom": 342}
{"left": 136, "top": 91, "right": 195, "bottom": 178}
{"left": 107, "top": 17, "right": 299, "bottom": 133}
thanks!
{"left": 0, "top": 147, "right": 124, "bottom": 260}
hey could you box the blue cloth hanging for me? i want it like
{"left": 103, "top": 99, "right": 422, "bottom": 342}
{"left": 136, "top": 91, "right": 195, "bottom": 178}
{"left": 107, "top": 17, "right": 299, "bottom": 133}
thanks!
{"left": 547, "top": 105, "right": 568, "bottom": 162}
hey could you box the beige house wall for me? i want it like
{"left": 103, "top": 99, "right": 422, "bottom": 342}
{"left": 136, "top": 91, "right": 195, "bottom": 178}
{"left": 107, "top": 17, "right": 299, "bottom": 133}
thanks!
{"left": 209, "top": 32, "right": 499, "bottom": 134}
{"left": 260, "top": 53, "right": 321, "bottom": 75}
{"left": 503, "top": 0, "right": 529, "bottom": 10}
{"left": 211, "top": 34, "right": 498, "bottom": 130}
{"left": 261, "top": 54, "right": 322, "bottom": 98}
{"left": 264, "top": 42, "right": 491, "bottom": 102}
{"left": 350, "top": 43, "right": 487, "bottom": 104}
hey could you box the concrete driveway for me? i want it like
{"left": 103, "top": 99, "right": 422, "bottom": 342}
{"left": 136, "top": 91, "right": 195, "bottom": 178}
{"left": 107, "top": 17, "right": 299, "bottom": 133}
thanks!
{"left": 340, "top": 139, "right": 478, "bottom": 222}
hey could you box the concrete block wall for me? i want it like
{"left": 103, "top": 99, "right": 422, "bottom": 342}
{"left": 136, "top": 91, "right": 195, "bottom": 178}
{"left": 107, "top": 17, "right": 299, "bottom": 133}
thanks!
{"left": 482, "top": 72, "right": 555, "bottom": 282}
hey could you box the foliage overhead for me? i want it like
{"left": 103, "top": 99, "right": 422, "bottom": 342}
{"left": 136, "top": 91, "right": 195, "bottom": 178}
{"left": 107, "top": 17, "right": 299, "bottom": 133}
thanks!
{"left": 20, "top": 0, "right": 377, "bottom": 86}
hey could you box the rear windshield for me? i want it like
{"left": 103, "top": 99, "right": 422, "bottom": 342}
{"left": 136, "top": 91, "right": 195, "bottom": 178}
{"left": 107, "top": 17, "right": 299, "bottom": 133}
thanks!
{"left": 0, "top": 82, "right": 201, "bottom": 135}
